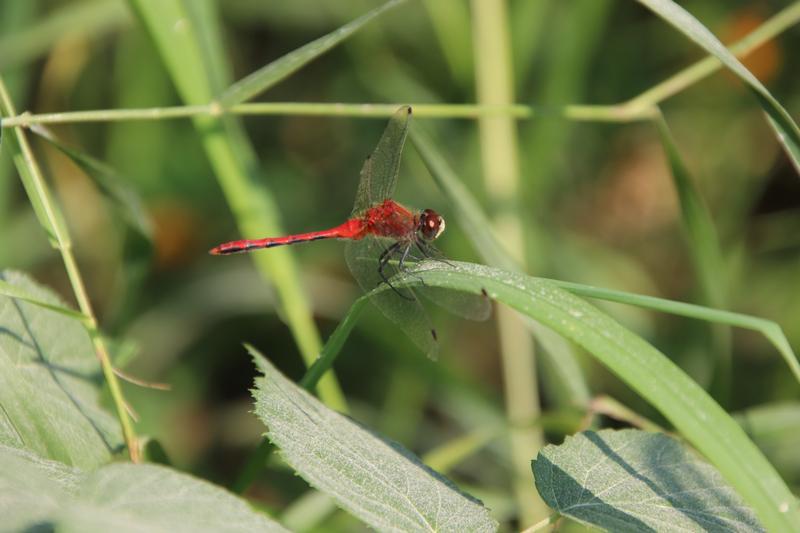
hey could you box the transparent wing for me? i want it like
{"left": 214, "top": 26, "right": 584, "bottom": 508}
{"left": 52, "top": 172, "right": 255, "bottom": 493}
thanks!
{"left": 351, "top": 106, "right": 412, "bottom": 215}
{"left": 420, "top": 285, "right": 492, "bottom": 322}
{"left": 413, "top": 243, "right": 493, "bottom": 321}
{"left": 345, "top": 237, "right": 439, "bottom": 358}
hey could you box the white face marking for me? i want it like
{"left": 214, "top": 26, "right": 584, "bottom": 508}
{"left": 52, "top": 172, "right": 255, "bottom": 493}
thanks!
{"left": 434, "top": 216, "right": 445, "bottom": 239}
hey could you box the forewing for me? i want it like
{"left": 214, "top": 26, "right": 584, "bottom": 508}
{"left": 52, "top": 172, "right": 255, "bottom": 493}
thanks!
{"left": 345, "top": 237, "right": 439, "bottom": 358}
{"left": 351, "top": 106, "right": 412, "bottom": 215}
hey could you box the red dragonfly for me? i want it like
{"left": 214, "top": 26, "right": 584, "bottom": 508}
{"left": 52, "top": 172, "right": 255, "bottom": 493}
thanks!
{"left": 211, "top": 106, "right": 489, "bottom": 356}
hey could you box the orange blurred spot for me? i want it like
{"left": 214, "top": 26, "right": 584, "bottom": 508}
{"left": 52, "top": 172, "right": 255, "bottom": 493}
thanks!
{"left": 150, "top": 201, "right": 200, "bottom": 269}
{"left": 721, "top": 8, "right": 782, "bottom": 83}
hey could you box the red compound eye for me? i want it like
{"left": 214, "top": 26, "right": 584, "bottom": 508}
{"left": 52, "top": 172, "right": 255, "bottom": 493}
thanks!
{"left": 419, "top": 209, "right": 445, "bottom": 241}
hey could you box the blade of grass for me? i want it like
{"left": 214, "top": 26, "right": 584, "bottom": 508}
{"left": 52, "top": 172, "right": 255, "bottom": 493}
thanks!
{"left": 400, "top": 261, "right": 799, "bottom": 532}
{"left": 421, "top": 0, "right": 472, "bottom": 90}
{"left": 549, "top": 278, "right": 800, "bottom": 386}
{"left": 635, "top": 0, "right": 800, "bottom": 174}
{"left": 411, "top": 125, "right": 799, "bottom": 387}
{"left": 0, "top": 77, "right": 140, "bottom": 462}
{"left": 127, "top": 0, "right": 346, "bottom": 410}
{"left": 31, "top": 125, "right": 153, "bottom": 239}
{"left": 219, "top": 0, "right": 405, "bottom": 107}
{"left": 655, "top": 111, "right": 731, "bottom": 400}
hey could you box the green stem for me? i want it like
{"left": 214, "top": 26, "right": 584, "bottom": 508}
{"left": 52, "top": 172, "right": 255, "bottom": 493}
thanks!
{"left": 471, "top": 0, "right": 546, "bottom": 524}
{"left": 520, "top": 513, "right": 560, "bottom": 533}
{"left": 0, "top": 76, "right": 140, "bottom": 462}
{"left": 4, "top": 2, "right": 798, "bottom": 129}
{"left": 0, "top": 102, "right": 647, "bottom": 126}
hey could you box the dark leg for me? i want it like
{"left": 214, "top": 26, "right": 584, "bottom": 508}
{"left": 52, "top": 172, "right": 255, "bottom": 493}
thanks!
{"left": 377, "top": 242, "right": 414, "bottom": 301}
{"left": 416, "top": 240, "right": 454, "bottom": 267}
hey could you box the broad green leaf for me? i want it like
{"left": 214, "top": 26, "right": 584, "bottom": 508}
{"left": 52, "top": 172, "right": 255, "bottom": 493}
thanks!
{"left": 251, "top": 349, "right": 498, "bottom": 533}
{"left": 220, "top": 0, "right": 405, "bottom": 106}
{"left": 635, "top": 0, "right": 800, "bottom": 174}
{"left": 31, "top": 125, "right": 153, "bottom": 239}
{"left": 0, "top": 270, "right": 122, "bottom": 468}
{"left": 0, "top": 444, "right": 289, "bottom": 533}
{"left": 392, "top": 261, "right": 799, "bottom": 531}
{"left": 533, "top": 429, "right": 763, "bottom": 532}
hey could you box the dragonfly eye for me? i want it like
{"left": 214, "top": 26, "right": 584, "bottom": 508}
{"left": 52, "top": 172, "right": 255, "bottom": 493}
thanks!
{"left": 419, "top": 209, "right": 445, "bottom": 241}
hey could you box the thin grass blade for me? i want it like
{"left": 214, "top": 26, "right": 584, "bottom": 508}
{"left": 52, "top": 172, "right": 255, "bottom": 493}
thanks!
{"left": 31, "top": 125, "right": 153, "bottom": 239}
{"left": 220, "top": 0, "right": 405, "bottom": 106}
{"left": 549, "top": 278, "right": 800, "bottom": 386}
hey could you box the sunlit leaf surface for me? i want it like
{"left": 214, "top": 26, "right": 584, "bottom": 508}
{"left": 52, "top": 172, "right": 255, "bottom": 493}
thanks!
{"left": 251, "top": 349, "right": 498, "bottom": 533}
{"left": 0, "top": 270, "right": 121, "bottom": 468}
{"left": 0, "top": 444, "right": 289, "bottom": 532}
{"left": 533, "top": 429, "right": 763, "bottom": 532}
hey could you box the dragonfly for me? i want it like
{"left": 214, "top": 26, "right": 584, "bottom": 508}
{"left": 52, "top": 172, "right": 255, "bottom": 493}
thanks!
{"left": 210, "top": 106, "right": 490, "bottom": 356}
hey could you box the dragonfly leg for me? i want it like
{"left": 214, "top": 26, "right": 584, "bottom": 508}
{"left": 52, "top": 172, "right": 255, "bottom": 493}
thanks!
{"left": 416, "top": 240, "right": 454, "bottom": 267}
{"left": 399, "top": 242, "right": 429, "bottom": 287}
{"left": 378, "top": 242, "right": 414, "bottom": 301}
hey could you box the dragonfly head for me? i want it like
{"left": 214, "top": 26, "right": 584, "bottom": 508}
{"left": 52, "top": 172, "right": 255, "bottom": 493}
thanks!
{"left": 418, "top": 209, "right": 445, "bottom": 241}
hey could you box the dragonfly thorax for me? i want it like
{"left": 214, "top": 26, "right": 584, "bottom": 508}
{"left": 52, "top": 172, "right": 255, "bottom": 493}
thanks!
{"left": 418, "top": 209, "right": 445, "bottom": 241}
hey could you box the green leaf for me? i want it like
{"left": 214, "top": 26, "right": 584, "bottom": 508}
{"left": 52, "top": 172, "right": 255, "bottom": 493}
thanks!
{"left": 533, "top": 429, "right": 763, "bottom": 532}
{"left": 635, "top": 0, "right": 800, "bottom": 174}
{"left": 393, "top": 261, "right": 799, "bottom": 531}
{"left": 250, "top": 349, "right": 498, "bottom": 533}
{"left": 0, "top": 270, "right": 122, "bottom": 468}
{"left": 31, "top": 125, "right": 153, "bottom": 239}
{"left": 220, "top": 0, "right": 405, "bottom": 106}
{"left": 0, "top": 444, "right": 289, "bottom": 532}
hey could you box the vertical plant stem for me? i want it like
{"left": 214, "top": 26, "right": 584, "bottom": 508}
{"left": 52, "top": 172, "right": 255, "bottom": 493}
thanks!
{"left": 0, "top": 76, "right": 140, "bottom": 462}
{"left": 470, "top": 0, "right": 546, "bottom": 523}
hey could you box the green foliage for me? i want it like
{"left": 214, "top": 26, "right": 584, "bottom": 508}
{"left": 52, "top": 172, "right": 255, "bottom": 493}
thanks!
{"left": 0, "top": 1, "right": 799, "bottom": 531}
{"left": 533, "top": 429, "right": 763, "bottom": 532}
{"left": 0, "top": 444, "right": 288, "bottom": 532}
{"left": 0, "top": 271, "right": 121, "bottom": 468}
{"left": 251, "top": 349, "right": 497, "bottom": 533}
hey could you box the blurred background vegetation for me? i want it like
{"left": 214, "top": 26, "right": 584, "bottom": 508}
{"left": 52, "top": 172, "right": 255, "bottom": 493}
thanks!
{"left": 1, "top": 0, "right": 798, "bottom": 530}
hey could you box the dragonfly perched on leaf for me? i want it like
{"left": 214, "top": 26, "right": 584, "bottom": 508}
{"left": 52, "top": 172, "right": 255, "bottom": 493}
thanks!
{"left": 211, "top": 106, "right": 490, "bottom": 356}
